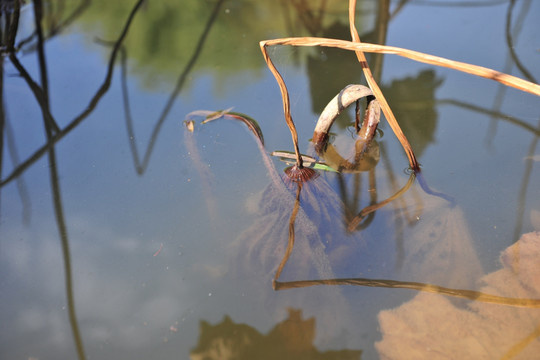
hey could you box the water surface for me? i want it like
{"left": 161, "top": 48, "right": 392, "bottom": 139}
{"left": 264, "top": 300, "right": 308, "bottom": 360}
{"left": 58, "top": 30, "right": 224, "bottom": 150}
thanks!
{"left": 1, "top": 0, "right": 540, "bottom": 359}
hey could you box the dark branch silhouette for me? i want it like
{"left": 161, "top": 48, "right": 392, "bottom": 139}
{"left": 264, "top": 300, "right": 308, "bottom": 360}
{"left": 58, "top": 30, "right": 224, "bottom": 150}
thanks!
{"left": 1, "top": 0, "right": 145, "bottom": 188}
{"left": 505, "top": 0, "right": 536, "bottom": 83}
{"left": 15, "top": 0, "right": 91, "bottom": 53}
{"left": 31, "top": 0, "right": 87, "bottom": 357}
{"left": 120, "top": 0, "right": 225, "bottom": 174}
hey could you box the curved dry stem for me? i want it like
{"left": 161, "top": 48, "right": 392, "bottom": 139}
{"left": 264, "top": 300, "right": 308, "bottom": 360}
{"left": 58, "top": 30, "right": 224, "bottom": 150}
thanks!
{"left": 199, "top": 110, "right": 265, "bottom": 145}
{"left": 259, "top": 37, "right": 540, "bottom": 97}
{"left": 260, "top": 0, "right": 539, "bottom": 172}
{"left": 357, "top": 96, "right": 381, "bottom": 141}
{"left": 312, "top": 84, "right": 377, "bottom": 151}
{"left": 347, "top": 171, "right": 416, "bottom": 232}
{"left": 259, "top": 42, "right": 303, "bottom": 168}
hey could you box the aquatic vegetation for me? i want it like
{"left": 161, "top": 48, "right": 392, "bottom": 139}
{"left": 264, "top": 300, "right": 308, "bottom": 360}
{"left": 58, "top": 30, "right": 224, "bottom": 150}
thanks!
{"left": 376, "top": 231, "right": 540, "bottom": 359}
{"left": 260, "top": 0, "right": 540, "bottom": 172}
{"left": 184, "top": 5, "right": 540, "bottom": 345}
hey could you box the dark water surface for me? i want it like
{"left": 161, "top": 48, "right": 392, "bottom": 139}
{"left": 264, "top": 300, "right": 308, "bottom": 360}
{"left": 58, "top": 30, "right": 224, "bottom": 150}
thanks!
{"left": 2, "top": 1, "right": 540, "bottom": 359}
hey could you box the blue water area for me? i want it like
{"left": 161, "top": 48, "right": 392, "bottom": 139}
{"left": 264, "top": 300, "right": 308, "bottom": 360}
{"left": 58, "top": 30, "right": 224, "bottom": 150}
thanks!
{"left": 1, "top": 1, "right": 539, "bottom": 359}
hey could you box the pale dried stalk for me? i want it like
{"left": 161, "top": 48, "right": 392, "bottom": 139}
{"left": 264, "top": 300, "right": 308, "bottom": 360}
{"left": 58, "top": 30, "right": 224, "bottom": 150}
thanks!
{"left": 260, "top": 37, "right": 540, "bottom": 97}
{"left": 348, "top": 0, "right": 418, "bottom": 170}
{"left": 312, "top": 84, "right": 375, "bottom": 147}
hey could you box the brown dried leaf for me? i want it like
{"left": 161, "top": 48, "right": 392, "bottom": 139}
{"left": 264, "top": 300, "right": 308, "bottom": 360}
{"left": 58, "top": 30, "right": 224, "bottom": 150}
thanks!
{"left": 376, "top": 232, "right": 540, "bottom": 360}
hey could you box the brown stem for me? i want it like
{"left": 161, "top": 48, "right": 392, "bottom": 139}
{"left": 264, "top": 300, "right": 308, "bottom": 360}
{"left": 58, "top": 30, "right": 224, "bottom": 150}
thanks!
{"left": 273, "top": 277, "right": 540, "bottom": 307}
{"left": 259, "top": 42, "right": 303, "bottom": 168}
{"left": 357, "top": 95, "right": 380, "bottom": 141}
{"left": 348, "top": 171, "right": 416, "bottom": 232}
{"left": 273, "top": 182, "right": 303, "bottom": 286}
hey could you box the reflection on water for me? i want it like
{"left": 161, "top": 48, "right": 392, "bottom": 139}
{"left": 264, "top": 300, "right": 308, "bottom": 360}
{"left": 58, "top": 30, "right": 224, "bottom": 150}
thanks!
{"left": 191, "top": 308, "right": 361, "bottom": 360}
{"left": 1, "top": 0, "right": 539, "bottom": 359}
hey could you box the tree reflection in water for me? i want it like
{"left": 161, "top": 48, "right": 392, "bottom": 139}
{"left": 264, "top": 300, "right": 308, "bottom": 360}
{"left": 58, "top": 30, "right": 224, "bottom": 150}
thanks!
{"left": 1, "top": 1, "right": 146, "bottom": 359}
{"left": 190, "top": 308, "right": 361, "bottom": 360}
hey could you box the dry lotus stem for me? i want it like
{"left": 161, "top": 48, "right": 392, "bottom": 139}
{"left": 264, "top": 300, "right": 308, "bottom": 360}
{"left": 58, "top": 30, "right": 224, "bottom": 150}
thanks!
{"left": 260, "top": 0, "right": 539, "bottom": 172}
{"left": 260, "top": 37, "right": 540, "bottom": 97}
{"left": 347, "top": 0, "right": 418, "bottom": 171}
{"left": 313, "top": 84, "right": 380, "bottom": 153}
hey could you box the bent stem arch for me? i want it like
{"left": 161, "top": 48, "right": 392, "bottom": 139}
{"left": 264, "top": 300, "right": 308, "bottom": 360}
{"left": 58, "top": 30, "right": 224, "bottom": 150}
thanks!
{"left": 259, "top": 37, "right": 419, "bottom": 171}
{"left": 312, "top": 84, "right": 380, "bottom": 153}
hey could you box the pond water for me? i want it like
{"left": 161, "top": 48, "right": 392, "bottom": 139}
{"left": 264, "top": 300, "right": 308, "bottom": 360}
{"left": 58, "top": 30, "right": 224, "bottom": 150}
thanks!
{"left": 1, "top": 0, "right": 540, "bottom": 359}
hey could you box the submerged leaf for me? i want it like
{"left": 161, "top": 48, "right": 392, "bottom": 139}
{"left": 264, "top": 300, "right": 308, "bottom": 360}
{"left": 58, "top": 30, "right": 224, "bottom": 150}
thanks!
{"left": 376, "top": 231, "right": 540, "bottom": 359}
{"left": 312, "top": 163, "right": 339, "bottom": 172}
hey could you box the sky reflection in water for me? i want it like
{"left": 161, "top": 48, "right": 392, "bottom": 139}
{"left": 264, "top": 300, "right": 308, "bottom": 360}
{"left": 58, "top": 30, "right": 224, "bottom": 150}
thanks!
{"left": 1, "top": 0, "right": 540, "bottom": 359}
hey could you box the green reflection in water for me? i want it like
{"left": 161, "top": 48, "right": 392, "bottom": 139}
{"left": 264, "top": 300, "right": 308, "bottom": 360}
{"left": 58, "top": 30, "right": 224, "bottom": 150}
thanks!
{"left": 69, "top": 0, "right": 288, "bottom": 89}
{"left": 64, "top": 0, "right": 376, "bottom": 93}
{"left": 191, "top": 308, "right": 361, "bottom": 360}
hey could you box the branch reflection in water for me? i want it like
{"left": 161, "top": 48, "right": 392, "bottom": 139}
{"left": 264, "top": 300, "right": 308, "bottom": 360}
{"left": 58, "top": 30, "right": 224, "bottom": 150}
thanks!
{"left": 1, "top": 0, "right": 146, "bottom": 359}
{"left": 99, "top": 0, "right": 226, "bottom": 175}
{"left": 190, "top": 308, "right": 362, "bottom": 360}
{"left": 0, "top": 0, "right": 146, "bottom": 188}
